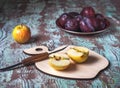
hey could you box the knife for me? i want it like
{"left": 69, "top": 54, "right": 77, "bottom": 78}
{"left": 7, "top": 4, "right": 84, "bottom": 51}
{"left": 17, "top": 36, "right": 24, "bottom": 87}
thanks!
{"left": 0, "top": 45, "right": 68, "bottom": 71}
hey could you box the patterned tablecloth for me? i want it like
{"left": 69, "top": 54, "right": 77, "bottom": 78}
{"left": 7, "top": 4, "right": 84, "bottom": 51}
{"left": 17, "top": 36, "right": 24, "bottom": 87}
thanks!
{"left": 0, "top": 0, "right": 120, "bottom": 88}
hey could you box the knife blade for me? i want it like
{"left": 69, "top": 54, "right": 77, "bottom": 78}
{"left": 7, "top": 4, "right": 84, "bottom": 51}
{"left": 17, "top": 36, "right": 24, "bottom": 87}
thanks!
{"left": 0, "top": 45, "right": 68, "bottom": 71}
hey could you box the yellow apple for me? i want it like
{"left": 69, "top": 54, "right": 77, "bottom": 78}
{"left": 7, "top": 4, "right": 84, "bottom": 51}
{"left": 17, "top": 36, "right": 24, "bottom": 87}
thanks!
{"left": 67, "top": 46, "right": 89, "bottom": 63}
{"left": 12, "top": 24, "right": 31, "bottom": 44}
{"left": 49, "top": 53, "right": 70, "bottom": 70}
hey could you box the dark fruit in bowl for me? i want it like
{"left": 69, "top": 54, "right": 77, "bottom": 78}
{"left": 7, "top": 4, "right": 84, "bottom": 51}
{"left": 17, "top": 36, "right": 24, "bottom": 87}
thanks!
{"left": 95, "top": 13, "right": 110, "bottom": 31}
{"left": 56, "top": 19, "right": 62, "bottom": 28}
{"left": 68, "top": 12, "right": 79, "bottom": 18}
{"left": 95, "top": 13, "right": 104, "bottom": 20}
{"left": 80, "top": 6, "right": 95, "bottom": 17}
{"left": 85, "top": 17, "right": 97, "bottom": 31}
{"left": 58, "top": 13, "right": 71, "bottom": 28}
{"left": 65, "top": 18, "right": 79, "bottom": 31}
{"left": 56, "top": 6, "right": 110, "bottom": 33}
{"left": 80, "top": 19, "right": 91, "bottom": 32}
{"left": 80, "top": 17, "right": 96, "bottom": 32}
{"left": 95, "top": 19, "right": 106, "bottom": 31}
{"left": 75, "top": 15, "right": 83, "bottom": 22}
{"left": 104, "top": 18, "right": 110, "bottom": 28}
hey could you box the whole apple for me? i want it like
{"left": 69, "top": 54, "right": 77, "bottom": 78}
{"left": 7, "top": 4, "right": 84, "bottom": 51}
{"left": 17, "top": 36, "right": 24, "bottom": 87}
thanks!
{"left": 12, "top": 24, "right": 31, "bottom": 44}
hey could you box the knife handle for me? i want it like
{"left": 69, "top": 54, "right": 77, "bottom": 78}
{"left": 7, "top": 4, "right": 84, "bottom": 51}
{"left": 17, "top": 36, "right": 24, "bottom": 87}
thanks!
{"left": 22, "top": 52, "right": 49, "bottom": 65}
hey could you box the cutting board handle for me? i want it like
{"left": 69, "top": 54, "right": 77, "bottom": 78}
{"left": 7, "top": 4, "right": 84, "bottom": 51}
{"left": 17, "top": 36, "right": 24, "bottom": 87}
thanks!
{"left": 23, "top": 46, "right": 49, "bottom": 55}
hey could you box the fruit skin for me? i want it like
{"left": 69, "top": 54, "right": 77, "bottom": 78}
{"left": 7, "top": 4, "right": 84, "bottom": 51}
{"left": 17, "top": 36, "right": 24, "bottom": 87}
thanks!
{"left": 58, "top": 13, "right": 72, "bottom": 28}
{"left": 95, "top": 14, "right": 110, "bottom": 30}
{"left": 12, "top": 24, "right": 31, "bottom": 44}
{"left": 104, "top": 18, "right": 110, "bottom": 28}
{"left": 75, "top": 14, "right": 83, "bottom": 22}
{"left": 95, "top": 13, "right": 106, "bottom": 31}
{"left": 49, "top": 53, "right": 70, "bottom": 70}
{"left": 65, "top": 18, "right": 79, "bottom": 31}
{"left": 80, "top": 17, "right": 96, "bottom": 32}
{"left": 79, "top": 19, "right": 91, "bottom": 32}
{"left": 67, "top": 47, "right": 89, "bottom": 63}
{"left": 80, "top": 6, "right": 95, "bottom": 17}
{"left": 68, "top": 12, "right": 79, "bottom": 18}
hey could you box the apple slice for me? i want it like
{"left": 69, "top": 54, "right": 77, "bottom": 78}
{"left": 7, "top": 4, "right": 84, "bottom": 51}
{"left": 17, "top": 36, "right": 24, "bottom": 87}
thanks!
{"left": 67, "top": 46, "right": 89, "bottom": 63}
{"left": 49, "top": 53, "right": 70, "bottom": 70}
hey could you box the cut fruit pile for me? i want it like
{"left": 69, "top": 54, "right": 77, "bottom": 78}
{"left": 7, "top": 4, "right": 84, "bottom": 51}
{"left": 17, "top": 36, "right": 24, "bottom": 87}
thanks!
{"left": 56, "top": 6, "right": 110, "bottom": 32}
{"left": 49, "top": 46, "right": 89, "bottom": 70}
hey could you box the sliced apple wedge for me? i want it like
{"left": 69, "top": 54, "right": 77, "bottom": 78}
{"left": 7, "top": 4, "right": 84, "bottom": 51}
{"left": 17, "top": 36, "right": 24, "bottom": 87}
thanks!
{"left": 67, "top": 46, "right": 89, "bottom": 63}
{"left": 49, "top": 53, "right": 70, "bottom": 70}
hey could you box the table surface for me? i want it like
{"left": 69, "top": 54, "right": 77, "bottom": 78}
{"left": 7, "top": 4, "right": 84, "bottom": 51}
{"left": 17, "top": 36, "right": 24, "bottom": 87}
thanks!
{"left": 0, "top": 0, "right": 120, "bottom": 88}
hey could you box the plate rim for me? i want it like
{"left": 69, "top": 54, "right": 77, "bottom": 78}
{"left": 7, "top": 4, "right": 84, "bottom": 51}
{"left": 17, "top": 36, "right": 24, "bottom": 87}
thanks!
{"left": 56, "top": 19, "right": 109, "bottom": 35}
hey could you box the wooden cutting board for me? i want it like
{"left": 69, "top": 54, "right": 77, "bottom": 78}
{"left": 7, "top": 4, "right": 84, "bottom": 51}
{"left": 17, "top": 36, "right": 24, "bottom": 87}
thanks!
{"left": 24, "top": 45, "right": 109, "bottom": 79}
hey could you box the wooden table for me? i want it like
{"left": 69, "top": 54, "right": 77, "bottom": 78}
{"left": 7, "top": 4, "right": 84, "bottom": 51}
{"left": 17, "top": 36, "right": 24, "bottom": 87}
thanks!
{"left": 0, "top": 0, "right": 120, "bottom": 88}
